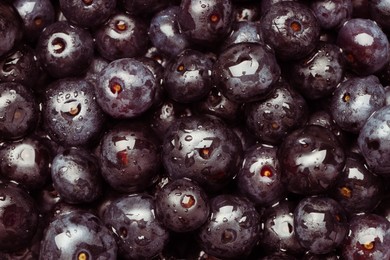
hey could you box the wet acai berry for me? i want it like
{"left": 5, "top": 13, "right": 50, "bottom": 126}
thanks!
{"left": 155, "top": 178, "right": 210, "bottom": 232}
{"left": 39, "top": 210, "right": 117, "bottom": 260}
{"left": 213, "top": 42, "right": 281, "bottom": 103}
{"left": 294, "top": 196, "right": 348, "bottom": 254}
{"left": 35, "top": 21, "right": 94, "bottom": 78}
{"left": 42, "top": 78, "right": 106, "bottom": 147}
{"left": 0, "top": 82, "right": 38, "bottom": 141}
{"left": 103, "top": 193, "right": 169, "bottom": 259}
{"left": 98, "top": 121, "right": 161, "bottom": 193}
{"left": 278, "top": 125, "right": 346, "bottom": 195}
{"left": 51, "top": 147, "right": 103, "bottom": 204}
{"left": 162, "top": 115, "right": 243, "bottom": 191}
{"left": 358, "top": 105, "right": 390, "bottom": 177}
{"left": 96, "top": 58, "right": 158, "bottom": 118}
{"left": 261, "top": 1, "right": 320, "bottom": 60}
{"left": 197, "top": 194, "right": 261, "bottom": 259}
{"left": 330, "top": 75, "right": 386, "bottom": 133}
{"left": 341, "top": 213, "right": 390, "bottom": 259}
{"left": 337, "top": 18, "right": 390, "bottom": 75}
{"left": 237, "top": 143, "right": 286, "bottom": 206}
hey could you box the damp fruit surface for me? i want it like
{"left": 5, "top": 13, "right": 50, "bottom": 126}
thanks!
{"left": 0, "top": 0, "right": 390, "bottom": 259}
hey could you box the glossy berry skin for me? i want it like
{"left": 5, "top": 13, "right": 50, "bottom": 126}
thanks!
{"left": 51, "top": 148, "right": 103, "bottom": 204}
{"left": 197, "top": 194, "right": 260, "bottom": 259}
{"left": 162, "top": 115, "right": 243, "bottom": 191}
{"left": 330, "top": 154, "right": 385, "bottom": 215}
{"left": 213, "top": 42, "right": 281, "bottom": 103}
{"left": 0, "top": 182, "right": 38, "bottom": 252}
{"left": 94, "top": 13, "right": 149, "bottom": 61}
{"left": 13, "top": 0, "right": 55, "bottom": 43}
{"left": 289, "top": 43, "right": 345, "bottom": 100}
{"left": 310, "top": 0, "right": 353, "bottom": 29}
{"left": 279, "top": 125, "right": 345, "bottom": 195}
{"left": 178, "top": 0, "right": 234, "bottom": 46}
{"left": 261, "top": 1, "right": 320, "bottom": 60}
{"left": 294, "top": 196, "right": 348, "bottom": 254}
{"left": 0, "top": 135, "right": 52, "bottom": 191}
{"left": 155, "top": 178, "right": 210, "bottom": 232}
{"left": 342, "top": 214, "right": 390, "bottom": 260}
{"left": 220, "top": 21, "right": 263, "bottom": 50}
{"left": 36, "top": 21, "right": 94, "bottom": 78}
{"left": 260, "top": 200, "right": 305, "bottom": 255}
{"left": 330, "top": 75, "right": 386, "bottom": 133}
{"left": 0, "top": 2, "right": 23, "bottom": 57}
{"left": 42, "top": 78, "right": 106, "bottom": 147}
{"left": 237, "top": 144, "right": 286, "bottom": 206}
{"left": 39, "top": 211, "right": 117, "bottom": 260}
{"left": 0, "top": 82, "right": 38, "bottom": 141}
{"left": 59, "top": 0, "right": 116, "bottom": 28}
{"left": 370, "top": 0, "right": 390, "bottom": 32}
{"left": 307, "top": 110, "right": 349, "bottom": 147}
{"left": 149, "top": 6, "right": 190, "bottom": 57}
{"left": 358, "top": 105, "right": 390, "bottom": 177}
{"left": 164, "top": 49, "right": 214, "bottom": 103}
{"left": 98, "top": 121, "right": 161, "bottom": 193}
{"left": 149, "top": 100, "right": 193, "bottom": 138}
{"left": 103, "top": 194, "right": 169, "bottom": 259}
{"left": 337, "top": 18, "right": 390, "bottom": 75}
{"left": 96, "top": 58, "right": 158, "bottom": 119}
{"left": 0, "top": 44, "right": 40, "bottom": 89}
{"left": 195, "top": 86, "right": 240, "bottom": 123}
{"left": 245, "top": 79, "right": 308, "bottom": 144}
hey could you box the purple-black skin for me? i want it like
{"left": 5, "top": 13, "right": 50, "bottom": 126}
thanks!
{"left": 96, "top": 58, "right": 157, "bottom": 119}
{"left": 42, "top": 78, "right": 106, "bottom": 147}
{"left": 149, "top": 6, "right": 190, "bottom": 57}
{"left": 342, "top": 214, "right": 390, "bottom": 260}
{"left": 330, "top": 154, "right": 385, "bottom": 215}
{"left": 237, "top": 144, "right": 286, "bottom": 206}
{"left": 0, "top": 44, "right": 41, "bottom": 88}
{"left": 162, "top": 115, "right": 243, "bottom": 191}
{"left": 59, "top": 0, "right": 116, "bottom": 28}
{"left": 358, "top": 105, "right": 390, "bottom": 177}
{"left": 164, "top": 49, "right": 214, "bottom": 103}
{"left": 0, "top": 135, "right": 52, "bottom": 191}
{"left": 294, "top": 196, "right": 348, "bottom": 254}
{"left": 0, "top": 2, "right": 23, "bottom": 57}
{"left": 337, "top": 18, "right": 390, "bottom": 75}
{"left": 245, "top": 79, "right": 308, "bottom": 145}
{"left": 330, "top": 75, "right": 386, "bottom": 134}
{"left": 197, "top": 194, "right": 261, "bottom": 259}
{"left": 278, "top": 125, "right": 346, "bottom": 195}
{"left": 39, "top": 211, "right": 117, "bottom": 260}
{"left": 213, "top": 42, "right": 281, "bottom": 103}
{"left": 0, "top": 82, "right": 38, "bottom": 141}
{"left": 98, "top": 121, "right": 161, "bottom": 193}
{"left": 370, "top": 0, "right": 390, "bottom": 32}
{"left": 51, "top": 147, "right": 103, "bottom": 204}
{"left": 155, "top": 178, "right": 210, "bottom": 232}
{"left": 310, "top": 0, "right": 353, "bottom": 30}
{"left": 13, "top": 0, "right": 55, "bottom": 42}
{"left": 260, "top": 200, "right": 305, "bottom": 255}
{"left": 94, "top": 12, "right": 149, "bottom": 61}
{"left": 260, "top": 1, "right": 320, "bottom": 60}
{"left": 289, "top": 43, "right": 345, "bottom": 100}
{"left": 0, "top": 182, "right": 38, "bottom": 252}
{"left": 35, "top": 21, "right": 94, "bottom": 78}
{"left": 102, "top": 194, "right": 169, "bottom": 259}
{"left": 220, "top": 21, "right": 263, "bottom": 50}
{"left": 178, "top": 0, "right": 234, "bottom": 46}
